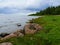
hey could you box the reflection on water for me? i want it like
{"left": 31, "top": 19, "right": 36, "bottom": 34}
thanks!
{"left": 0, "top": 15, "right": 39, "bottom": 34}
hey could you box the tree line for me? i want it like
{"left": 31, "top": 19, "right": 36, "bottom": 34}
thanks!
{"left": 30, "top": 5, "right": 60, "bottom": 15}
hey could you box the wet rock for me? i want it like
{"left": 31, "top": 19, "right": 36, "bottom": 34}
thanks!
{"left": 1, "top": 33, "right": 17, "bottom": 40}
{"left": 0, "top": 33, "right": 9, "bottom": 38}
{"left": 16, "top": 23, "right": 21, "bottom": 27}
{"left": 0, "top": 42, "right": 13, "bottom": 45}
{"left": 1, "top": 30, "right": 24, "bottom": 40}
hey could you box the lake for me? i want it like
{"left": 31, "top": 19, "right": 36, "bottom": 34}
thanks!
{"left": 0, "top": 15, "right": 39, "bottom": 34}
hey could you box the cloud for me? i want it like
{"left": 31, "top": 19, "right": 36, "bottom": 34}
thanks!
{"left": 0, "top": 0, "right": 60, "bottom": 14}
{"left": 49, "top": 0, "right": 60, "bottom": 6}
{"left": 0, "top": 0, "right": 49, "bottom": 9}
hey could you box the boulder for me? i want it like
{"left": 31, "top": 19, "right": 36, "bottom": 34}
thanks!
{"left": 1, "top": 33, "right": 17, "bottom": 40}
{"left": 24, "top": 23, "right": 42, "bottom": 34}
{"left": 1, "top": 30, "right": 24, "bottom": 40}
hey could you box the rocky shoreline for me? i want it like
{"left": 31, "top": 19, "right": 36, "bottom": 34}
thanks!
{"left": 0, "top": 23, "right": 42, "bottom": 40}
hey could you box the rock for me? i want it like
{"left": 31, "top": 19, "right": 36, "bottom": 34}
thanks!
{"left": 18, "top": 33, "right": 24, "bottom": 37}
{"left": 25, "top": 29, "right": 36, "bottom": 34}
{"left": 1, "top": 30, "right": 24, "bottom": 40}
{"left": 34, "top": 24, "right": 42, "bottom": 31}
{"left": 1, "top": 33, "right": 17, "bottom": 40}
{"left": 0, "top": 33, "right": 9, "bottom": 38}
{"left": 16, "top": 23, "right": 21, "bottom": 27}
{"left": 13, "top": 30, "right": 24, "bottom": 37}
{"left": 0, "top": 42, "right": 13, "bottom": 45}
{"left": 24, "top": 23, "right": 42, "bottom": 34}
{"left": 29, "top": 25, "right": 36, "bottom": 30}
{"left": 0, "top": 23, "right": 42, "bottom": 40}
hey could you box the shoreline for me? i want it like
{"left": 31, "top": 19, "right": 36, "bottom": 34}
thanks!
{"left": 0, "top": 15, "right": 39, "bottom": 34}
{"left": 0, "top": 22, "right": 42, "bottom": 40}
{"left": 0, "top": 16, "right": 40, "bottom": 37}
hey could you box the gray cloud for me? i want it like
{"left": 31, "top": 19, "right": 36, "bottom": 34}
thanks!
{"left": 0, "top": 0, "right": 60, "bottom": 14}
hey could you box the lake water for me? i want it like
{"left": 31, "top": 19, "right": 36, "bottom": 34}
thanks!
{"left": 0, "top": 15, "right": 39, "bottom": 34}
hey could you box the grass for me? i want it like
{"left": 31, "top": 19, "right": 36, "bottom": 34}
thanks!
{"left": 0, "top": 15, "right": 60, "bottom": 45}
{"left": 30, "top": 15, "right": 60, "bottom": 45}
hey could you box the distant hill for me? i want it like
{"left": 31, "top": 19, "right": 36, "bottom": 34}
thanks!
{"left": 30, "top": 6, "right": 60, "bottom": 16}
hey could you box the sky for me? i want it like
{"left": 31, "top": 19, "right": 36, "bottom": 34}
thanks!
{"left": 0, "top": 0, "right": 60, "bottom": 15}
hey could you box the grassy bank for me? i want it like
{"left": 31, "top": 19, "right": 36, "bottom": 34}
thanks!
{"left": 30, "top": 15, "right": 60, "bottom": 45}
{"left": 0, "top": 15, "right": 60, "bottom": 45}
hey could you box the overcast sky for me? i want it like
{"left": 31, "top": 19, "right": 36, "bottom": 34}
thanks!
{"left": 0, "top": 0, "right": 60, "bottom": 14}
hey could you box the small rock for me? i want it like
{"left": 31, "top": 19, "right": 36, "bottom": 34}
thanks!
{"left": 16, "top": 23, "right": 21, "bottom": 27}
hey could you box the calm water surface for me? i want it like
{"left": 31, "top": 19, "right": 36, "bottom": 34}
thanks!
{"left": 0, "top": 15, "right": 39, "bottom": 34}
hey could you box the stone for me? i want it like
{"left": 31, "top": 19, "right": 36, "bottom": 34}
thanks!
{"left": 1, "top": 33, "right": 17, "bottom": 40}
{"left": 18, "top": 33, "right": 24, "bottom": 37}
{"left": 24, "top": 23, "right": 42, "bottom": 34}
{"left": 0, "top": 42, "right": 13, "bottom": 45}
{"left": 13, "top": 30, "right": 24, "bottom": 37}
{"left": 0, "top": 33, "right": 9, "bottom": 38}
{"left": 1, "top": 30, "right": 24, "bottom": 40}
{"left": 16, "top": 23, "right": 21, "bottom": 27}
{"left": 0, "top": 23, "right": 42, "bottom": 40}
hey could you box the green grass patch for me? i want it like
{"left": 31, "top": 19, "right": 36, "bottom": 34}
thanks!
{"left": 30, "top": 15, "right": 60, "bottom": 45}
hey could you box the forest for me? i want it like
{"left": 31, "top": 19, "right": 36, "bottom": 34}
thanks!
{"left": 30, "top": 6, "right": 60, "bottom": 15}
